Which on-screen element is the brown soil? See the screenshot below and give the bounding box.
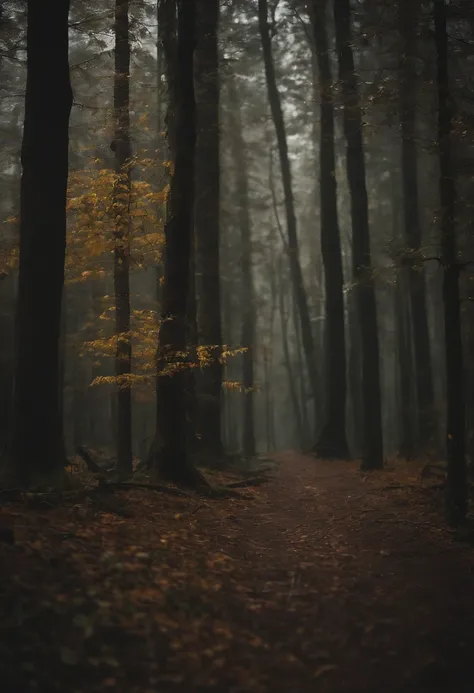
[1,452,474,692]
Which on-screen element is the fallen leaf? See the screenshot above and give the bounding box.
[313,664,336,678]
[60,647,79,666]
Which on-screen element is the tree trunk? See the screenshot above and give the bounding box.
[0,277,14,457]
[158,0,178,160]
[227,73,256,459]
[311,0,349,459]
[262,345,270,452]
[113,0,133,479]
[154,0,169,310]
[395,273,416,458]
[391,167,416,457]
[347,290,363,456]
[89,278,109,449]
[278,260,305,449]
[154,0,203,486]
[186,227,199,453]
[266,248,278,451]
[399,0,435,454]
[194,0,223,460]
[258,0,319,438]
[334,0,384,470]
[149,0,177,470]
[434,0,467,526]
[9,0,72,486]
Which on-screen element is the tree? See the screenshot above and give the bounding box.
[277,254,306,447]
[154,0,204,486]
[113,0,133,479]
[158,0,178,159]
[194,0,224,461]
[334,0,384,470]
[9,0,73,485]
[395,270,417,457]
[227,71,257,458]
[311,0,349,459]
[258,0,319,441]
[434,0,467,526]
[399,0,435,455]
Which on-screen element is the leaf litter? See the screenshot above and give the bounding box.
[1,452,474,692]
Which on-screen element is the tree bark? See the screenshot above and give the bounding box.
[311,0,349,459]
[113,0,133,479]
[194,0,223,460]
[154,0,169,310]
[154,0,203,486]
[389,166,416,457]
[227,73,256,459]
[186,227,199,453]
[399,0,435,454]
[278,259,305,449]
[10,0,72,486]
[334,0,384,470]
[258,0,319,439]
[158,0,178,160]
[395,272,417,458]
[434,0,467,526]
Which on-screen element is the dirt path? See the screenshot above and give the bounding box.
[2,452,474,692]
[219,452,474,692]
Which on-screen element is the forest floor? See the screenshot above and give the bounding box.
[1,452,474,693]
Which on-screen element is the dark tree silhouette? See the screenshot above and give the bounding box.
[434,0,467,526]
[9,0,73,486]
[227,72,256,459]
[399,0,435,455]
[194,0,224,461]
[311,0,349,460]
[113,0,133,479]
[154,0,204,486]
[334,0,384,470]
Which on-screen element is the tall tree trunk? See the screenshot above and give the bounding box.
[143,0,177,470]
[154,0,203,486]
[258,0,319,439]
[194,0,223,460]
[9,0,72,486]
[89,278,109,449]
[399,0,435,454]
[263,344,272,452]
[158,0,177,160]
[391,169,417,457]
[227,74,256,458]
[395,273,416,457]
[186,228,199,453]
[221,270,239,453]
[434,0,467,526]
[311,0,349,459]
[266,248,278,451]
[59,290,67,446]
[292,293,311,448]
[155,0,169,310]
[334,0,384,470]
[113,0,133,479]
[278,261,305,449]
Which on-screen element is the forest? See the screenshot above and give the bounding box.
[1,0,474,691]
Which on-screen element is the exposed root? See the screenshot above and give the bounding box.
[226,476,272,489]
[104,481,193,498]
